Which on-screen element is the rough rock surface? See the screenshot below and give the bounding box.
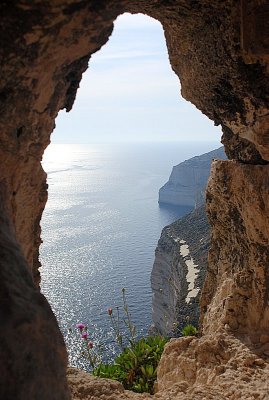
[0,1,269,399]
[0,184,69,400]
[151,206,210,336]
[67,367,150,400]
[202,160,269,337]
[67,333,269,400]
[156,333,269,400]
[159,147,226,207]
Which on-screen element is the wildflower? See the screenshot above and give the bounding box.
[81,332,89,339]
[76,323,85,331]
[108,308,113,316]
[88,341,94,349]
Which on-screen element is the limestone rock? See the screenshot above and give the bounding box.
[67,333,269,399]
[202,159,269,338]
[156,333,269,399]
[159,147,226,207]
[151,206,210,336]
[0,184,70,400]
[67,367,150,400]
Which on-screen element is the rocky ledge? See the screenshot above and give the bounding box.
[67,333,269,400]
[67,367,150,400]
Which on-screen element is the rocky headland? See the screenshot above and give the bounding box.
[152,147,226,336]
[159,147,226,207]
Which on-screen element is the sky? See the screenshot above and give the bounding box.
[52,13,222,144]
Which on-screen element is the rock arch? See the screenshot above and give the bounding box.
[0,1,268,399]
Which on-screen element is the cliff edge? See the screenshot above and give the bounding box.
[151,205,210,336]
[159,147,226,207]
[152,148,226,336]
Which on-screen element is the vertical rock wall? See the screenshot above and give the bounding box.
[0,2,119,398]
[158,147,226,207]
[0,1,119,285]
[202,160,269,338]
[151,206,210,336]
[0,182,70,399]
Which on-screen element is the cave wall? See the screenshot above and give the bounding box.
[0,1,268,399]
[202,161,269,336]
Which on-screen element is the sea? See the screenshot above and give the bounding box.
[40,141,219,368]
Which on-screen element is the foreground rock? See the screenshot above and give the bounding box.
[156,333,269,400]
[67,367,150,400]
[202,160,269,338]
[151,205,210,336]
[159,147,226,207]
[67,333,269,399]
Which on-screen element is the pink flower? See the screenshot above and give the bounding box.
[81,332,89,339]
[108,308,113,316]
[88,341,94,349]
[76,323,85,331]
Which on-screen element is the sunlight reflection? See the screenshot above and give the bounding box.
[42,144,97,173]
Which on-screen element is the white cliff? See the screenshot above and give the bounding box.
[152,147,226,335]
[159,147,226,207]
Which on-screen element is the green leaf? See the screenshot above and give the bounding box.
[181,324,198,336]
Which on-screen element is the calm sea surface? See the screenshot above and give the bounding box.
[40,141,219,367]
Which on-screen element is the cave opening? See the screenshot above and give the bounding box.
[39,12,221,367]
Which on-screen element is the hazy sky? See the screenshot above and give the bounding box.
[52,13,222,144]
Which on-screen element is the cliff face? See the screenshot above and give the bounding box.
[159,147,226,207]
[151,206,210,336]
[202,160,269,337]
[152,147,225,336]
[0,1,269,399]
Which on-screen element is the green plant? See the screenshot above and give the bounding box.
[121,287,136,346]
[74,289,168,394]
[181,324,198,336]
[107,288,136,351]
[93,335,168,394]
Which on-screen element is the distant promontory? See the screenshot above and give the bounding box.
[159,147,226,207]
[151,146,226,336]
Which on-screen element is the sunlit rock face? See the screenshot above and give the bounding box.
[0,0,269,399]
[159,147,226,207]
[202,160,269,337]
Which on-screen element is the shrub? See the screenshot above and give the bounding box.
[74,288,168,394]
[93,335,168,394]
[181,324,198,336]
